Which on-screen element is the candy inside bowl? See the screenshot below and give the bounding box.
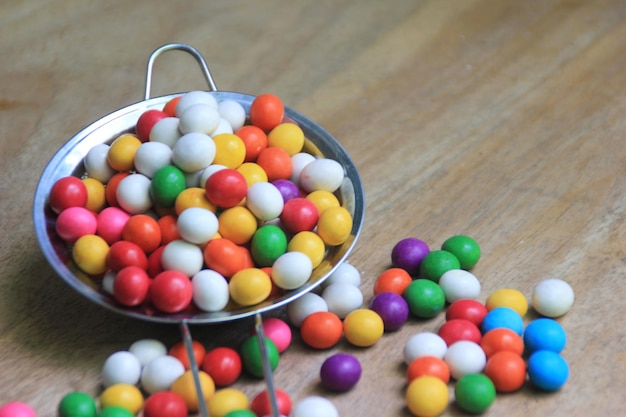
[32,44,365,325]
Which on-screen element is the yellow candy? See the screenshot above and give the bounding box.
[170,370,215,412]
[218,206,258,245]
[406,376,449,417]
[81,177,106,212]
[213,133,246,169]
[486,288,529,317]
[107,133,142,172]
[288,231,326,268]
[343,309,384,347]
[316,206,353,246]
[72,234,109,275]
[100,384,144,415]
[306,190,340,214]
[208,388,249,417]
[175,187,217,215]
[229,268,272,306]
[268,123,305,156]
[237,162,268,186]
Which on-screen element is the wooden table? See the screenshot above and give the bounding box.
[1,1,624,416]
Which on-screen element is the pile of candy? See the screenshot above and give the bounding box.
[1,234,575,416]
[46,91,355,315]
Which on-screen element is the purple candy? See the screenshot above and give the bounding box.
[391,237,430,275]
[369,292,410,331]
[272,179,301,202]
[320,353,362,392]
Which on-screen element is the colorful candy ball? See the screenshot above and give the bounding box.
[532,278,575,318]
[320,353,362,392]
[454,373,496,413]
[368,291,409,331]
[527,350,570,391]
[391,237,430,275]
[0,402,37,417]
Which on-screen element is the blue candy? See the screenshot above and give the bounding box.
[527,350,569,391]
[524,318,567,354]
[481,307,524,335]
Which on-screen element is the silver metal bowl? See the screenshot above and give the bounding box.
[32,44,365,325]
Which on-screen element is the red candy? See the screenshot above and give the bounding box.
[205,168,248,208]
[143,391,188,417]
[49,176,88,213]
[438,319,482,346]
[201,347,242,386]
[135,109,168,142]
[113,266,151,307]
[107,240,149,272]
[250,389,292,417]
[445,299,488,327]
[280,197,319,234]
[149,270,193,313]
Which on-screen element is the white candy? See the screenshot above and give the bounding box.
[322,282,363,319]
[404,332,448,364]
[323,262,361,288]
[161,240,204,277]
[438,269,481,303]
[211,117,234,136]
[177,207,218,245]
[134,141,172,178]
[116,173,152,214]
[218,99,246,131]
[289,152,315,185]
[102,351,142,387]
[271,251,313,290]
[149,117,181,148]
[172,132,215,172]
[175,90,218,116]
[299,158,345,193]
[179,103,221,135]
[286,292,328,327]
[292,396,339,417]
[444,340,487,380]
[84,143,116,183]
[140,355,185,394]
[192,269,230,312]
[246,181,284,221]
[101,270,116,294]
[184,169,204,188]
[532,278,575,317]
[129,339,167,366]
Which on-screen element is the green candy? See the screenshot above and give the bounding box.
[240,335,279,378]
[403,279,446,318]
[224,410,257,417]
[98,406,134,417]
[442,235,481,270]
[58,392,97,417]
[455,373,496,413]
[250,224,288,266]
[150,164,186,207]
[419,250,461,282]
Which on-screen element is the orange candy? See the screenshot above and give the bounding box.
[407,356,451,384]
[158,215,181,246]
[122,214,162,254]
[105,172,130,207]
[249,93,284,132]
[169,340,207,370]
[300,311,343,349]
[480,328,524,358]
[163,96,182,117]
[203,238,254,278]
[236,125,268,162]
[256,147,293,181]
[373,268,413,295]
[484,351,526,392]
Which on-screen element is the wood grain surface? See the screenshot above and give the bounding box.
[1,1,625,416]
